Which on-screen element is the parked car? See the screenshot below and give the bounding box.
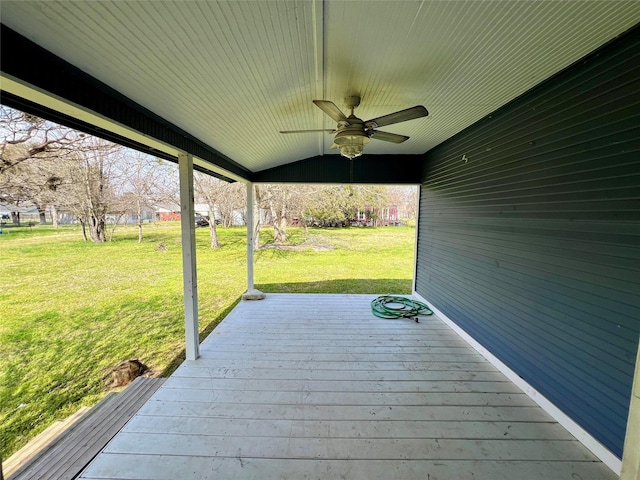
[195,215,221,227]
[194,215,209,227]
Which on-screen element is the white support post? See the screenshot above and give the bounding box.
[242,182,265,300]
[412,184,421,294]
[178,153,199,360]
[621,340,640,480]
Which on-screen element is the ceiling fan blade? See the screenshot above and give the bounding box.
[279,129,335,134]
[370,130,410,143]
[313,100,348,123]
[365,105,428,128]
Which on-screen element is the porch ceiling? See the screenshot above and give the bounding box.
[1,1,639,180]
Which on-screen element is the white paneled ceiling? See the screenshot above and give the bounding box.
[2,1,640,173]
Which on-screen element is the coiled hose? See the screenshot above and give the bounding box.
[370,295,433,319]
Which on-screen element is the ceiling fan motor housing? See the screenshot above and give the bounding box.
[332,123,370,159]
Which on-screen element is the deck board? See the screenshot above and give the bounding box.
[78,294,617,480]
[10,377,165,480]
[122,416,575,440]
[79,456,618,480]
[162,377,521,393]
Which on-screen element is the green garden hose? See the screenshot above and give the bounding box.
[370,295,433,320]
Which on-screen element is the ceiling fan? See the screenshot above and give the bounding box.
[280,96,428,159]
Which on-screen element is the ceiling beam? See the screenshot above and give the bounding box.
[312,0,326,155]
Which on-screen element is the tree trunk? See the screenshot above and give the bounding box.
[252,205,261,251]
[278,200,288,242]
[79,218,88,241]
[51,204,59,229]
[204,206,219,249]
[209,221,220,249]
[274,216,288,243]
[136,200,144,242]
[88,214,106,242]
[38,207,47,225]
[108,213,125,242]
[11,211,20,225]
[269,203,288,243]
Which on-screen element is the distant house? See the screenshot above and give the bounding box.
[356,205,400,226]
[155,205,181,222]
[154,204,230,224]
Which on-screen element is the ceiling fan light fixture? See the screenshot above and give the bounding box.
[333,131,370,159]
[280,98,428,158]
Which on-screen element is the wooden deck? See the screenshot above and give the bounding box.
[78,294,617,480]
[7,377,165,480]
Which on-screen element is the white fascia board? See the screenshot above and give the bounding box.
[1,73,248,183]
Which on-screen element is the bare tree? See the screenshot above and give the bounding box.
[255,184,311,244]
[253,185,264,250]
[0,106,84,173]
[0,106,86,226]
[55,138,123,242]
[216,182,245,227]
[194,173,225,249]
[120,154,177,242]
[261,185,288,243]
[0,107,185,241]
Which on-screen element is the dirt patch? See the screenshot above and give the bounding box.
[108,359,148,388]
[261,235,335,252]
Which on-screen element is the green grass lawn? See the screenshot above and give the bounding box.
[0,222,415,458]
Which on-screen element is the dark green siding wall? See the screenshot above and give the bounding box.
[416,26,640,457]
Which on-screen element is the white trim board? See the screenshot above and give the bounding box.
[411,186,421,295]
[412,291,622,475]
[1,74,247,183]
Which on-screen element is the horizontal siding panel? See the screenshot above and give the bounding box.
[423,217,640,245]
[440,105,640,170]
[427,134,639,192]
[418,256,634,398]
[421,239,640,335]
[430,158,640,199]
[417,280,629,453]
[426,223,640,270]
[420,245,636,368]
[421,225,640,294]
[421,251,635,379]
[420,200,639,219]
[416,26,640,457]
